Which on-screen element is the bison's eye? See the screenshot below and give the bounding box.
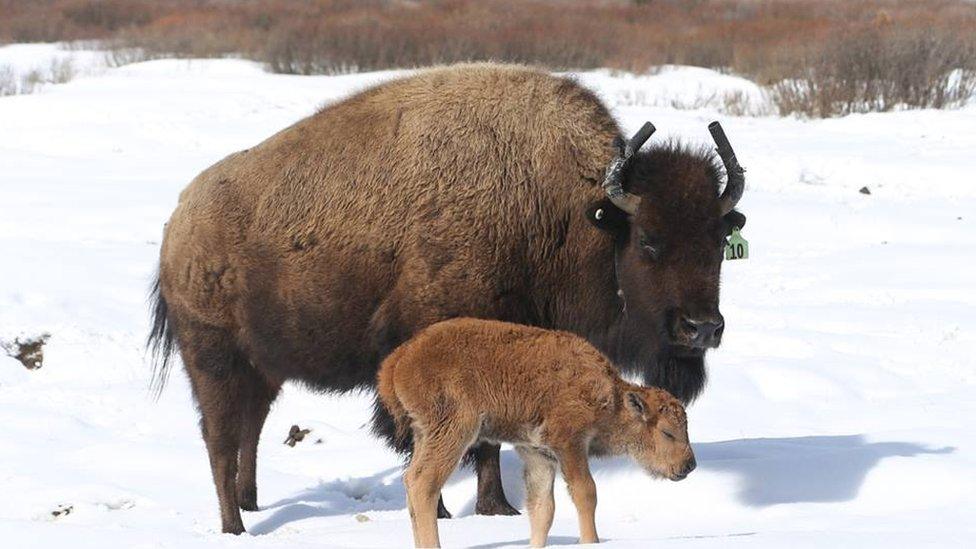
[661,430,676,441]
[639,235,660,260]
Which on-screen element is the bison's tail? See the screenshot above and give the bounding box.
[147,269,176,398]
[373,350,413,455]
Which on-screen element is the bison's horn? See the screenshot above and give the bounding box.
[708,121,745,216]
[602,122,656,215]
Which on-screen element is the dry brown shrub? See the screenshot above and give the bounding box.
[60,0,156,31]
[1,1,973,116]
[771,26,976,117]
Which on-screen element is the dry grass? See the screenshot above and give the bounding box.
[0,58,76,96]
[1,1,974,116]
[0,65,16,96]
[612,85,772,117]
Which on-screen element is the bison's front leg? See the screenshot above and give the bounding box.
[473,442,520,515]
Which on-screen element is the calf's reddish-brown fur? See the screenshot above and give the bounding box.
[378,318,696,548]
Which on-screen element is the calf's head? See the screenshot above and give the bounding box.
[615,387,695,481]
[589,122,746,360]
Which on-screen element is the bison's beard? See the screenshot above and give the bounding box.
[597,314,708,405]
[643,350,707,405]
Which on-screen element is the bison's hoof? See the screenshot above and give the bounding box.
[238,487,259,511]
[437,498,453,519]
[222,523,246,535]
[475,499,521,516]
[239,500,259,512]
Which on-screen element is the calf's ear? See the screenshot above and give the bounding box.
[586,199,629,236]
[626,391,649,422]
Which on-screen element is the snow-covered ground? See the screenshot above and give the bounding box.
[1,45,974,548]
[0,43,108,75]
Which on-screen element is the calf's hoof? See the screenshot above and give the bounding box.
[475,498,520,516]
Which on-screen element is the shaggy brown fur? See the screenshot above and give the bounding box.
[378,318,695,548]
[149,62,741,533]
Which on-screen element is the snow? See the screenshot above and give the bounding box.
[1,48,974,548]
[581,66,769,114]
[0,42,108,77]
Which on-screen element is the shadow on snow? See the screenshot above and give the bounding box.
[692,434,953,506]
[249,465,405,535]
[249,434,953,535]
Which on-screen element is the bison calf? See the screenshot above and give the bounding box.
[378,318,695,548]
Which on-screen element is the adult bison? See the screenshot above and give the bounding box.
[148,63,746,534]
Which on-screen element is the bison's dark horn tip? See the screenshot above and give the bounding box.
[626,122,656,157]
[707,121,730,148]
[709,121,745,214]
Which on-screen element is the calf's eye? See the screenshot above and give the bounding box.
[662,430,676,441]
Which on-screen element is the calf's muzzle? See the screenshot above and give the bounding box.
[673,455,697,481]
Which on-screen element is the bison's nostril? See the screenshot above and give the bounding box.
[679,317,723,346]
[696,320,721,339]
[684,457,697,475]
[680,317,700,337]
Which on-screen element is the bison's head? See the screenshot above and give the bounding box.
[588,122,746,376]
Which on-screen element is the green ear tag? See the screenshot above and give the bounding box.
[725,227,749,260]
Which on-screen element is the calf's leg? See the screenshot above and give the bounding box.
[235,371,281,511]
[473,442,520,516]
[436,442,516,518]
[516,446,557,548]
[405,421,477,548]
[556,445,599,544]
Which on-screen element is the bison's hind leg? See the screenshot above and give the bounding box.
[236,369,281,512]
[178,320,278,534]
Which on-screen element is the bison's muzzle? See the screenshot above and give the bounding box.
[670,310,725,350]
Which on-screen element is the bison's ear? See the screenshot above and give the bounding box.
[724,210,746,234]
[586,199,629,235]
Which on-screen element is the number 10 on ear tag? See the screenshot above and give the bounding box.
[725,227,749,260]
